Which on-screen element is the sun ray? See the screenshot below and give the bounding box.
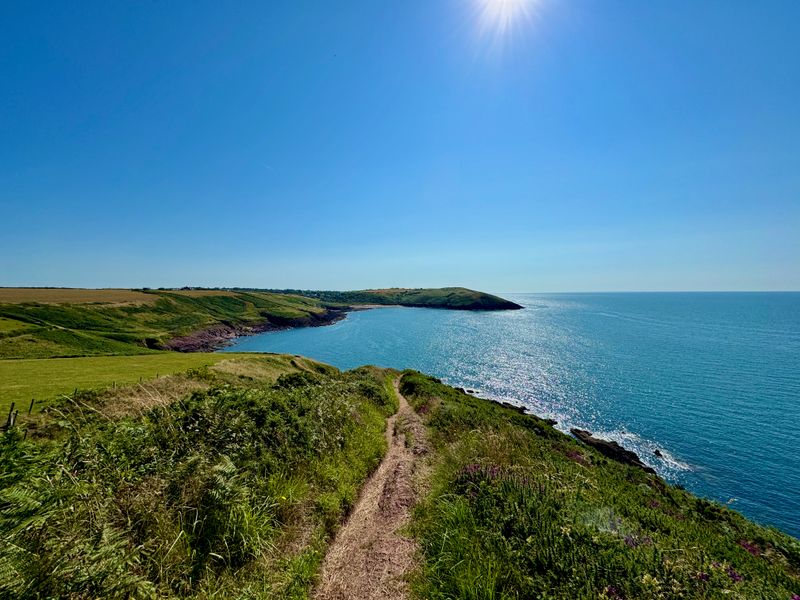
[477,0,537,40]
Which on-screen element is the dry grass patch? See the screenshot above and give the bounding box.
[211,354,336,382]
[0,288,156,304]
[92,375,210,419]
[163,289,238,298]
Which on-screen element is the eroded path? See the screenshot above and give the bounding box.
[314,378,428,600]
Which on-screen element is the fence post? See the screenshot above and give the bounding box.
[28,399,35,415]
[6,402,15,429]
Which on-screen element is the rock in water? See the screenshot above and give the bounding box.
[570,429,656,474]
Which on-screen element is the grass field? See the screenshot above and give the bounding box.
[0,288,156,304]
[0,352,268,412]
[0,317,33,333]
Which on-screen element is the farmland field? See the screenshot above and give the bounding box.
[0,288,156,304]
[0,352,266,412]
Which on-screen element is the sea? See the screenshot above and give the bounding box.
[222,292,800,537]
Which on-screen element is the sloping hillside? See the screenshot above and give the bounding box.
[400,372,800,599]
[266,287,523,310]
[0,289,333,359]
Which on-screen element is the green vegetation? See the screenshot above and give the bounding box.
[0,357,398,598]
[265,287,523,310]
[0,287,520,360]
[0,352,323,413]
[400,371,800,599]
[0,289,327,359]
[1,357,798,598]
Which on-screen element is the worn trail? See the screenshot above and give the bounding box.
[314,378,428,600]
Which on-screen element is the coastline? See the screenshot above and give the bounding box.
[165,307,350,352]
[169,301,518,353]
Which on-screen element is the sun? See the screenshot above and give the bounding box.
[476,0,537,39]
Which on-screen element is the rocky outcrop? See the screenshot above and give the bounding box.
[164,308,347,353]
[570,429,656,474]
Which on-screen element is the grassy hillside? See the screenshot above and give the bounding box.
[265,287,524,310]
[0,289,328,359]
[0,356,398,598]
[400,372,800,599]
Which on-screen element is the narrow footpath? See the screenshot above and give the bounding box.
[314,378,428,600]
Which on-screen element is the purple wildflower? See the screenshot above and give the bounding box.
[791,594,800,600]
[697,572,709,582]
[738,540,760,556]
[566,449,589,465]
[727,567,743,583]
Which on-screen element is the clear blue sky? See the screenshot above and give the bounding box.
[2,1,798,292]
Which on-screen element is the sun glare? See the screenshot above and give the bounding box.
[477,0,537,39]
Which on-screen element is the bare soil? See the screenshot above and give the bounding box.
[314,379,428,600]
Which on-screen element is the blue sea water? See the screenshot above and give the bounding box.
[223,292,800,537]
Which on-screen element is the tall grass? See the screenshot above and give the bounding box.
[0,366,395,598]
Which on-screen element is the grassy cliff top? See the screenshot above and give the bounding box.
[1,356,797,598]
[263,286,524,310]
[0,355,398,598]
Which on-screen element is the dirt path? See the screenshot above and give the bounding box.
[314,378,428,600]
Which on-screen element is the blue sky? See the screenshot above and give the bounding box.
[1,0,798,292]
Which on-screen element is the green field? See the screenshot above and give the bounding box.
[0,352,261,412]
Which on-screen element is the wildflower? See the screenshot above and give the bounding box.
[566,449,589,465]
[738,540,760,556]
[727,567,743,583]
[696,572,709,582]
[791,594,800,600]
